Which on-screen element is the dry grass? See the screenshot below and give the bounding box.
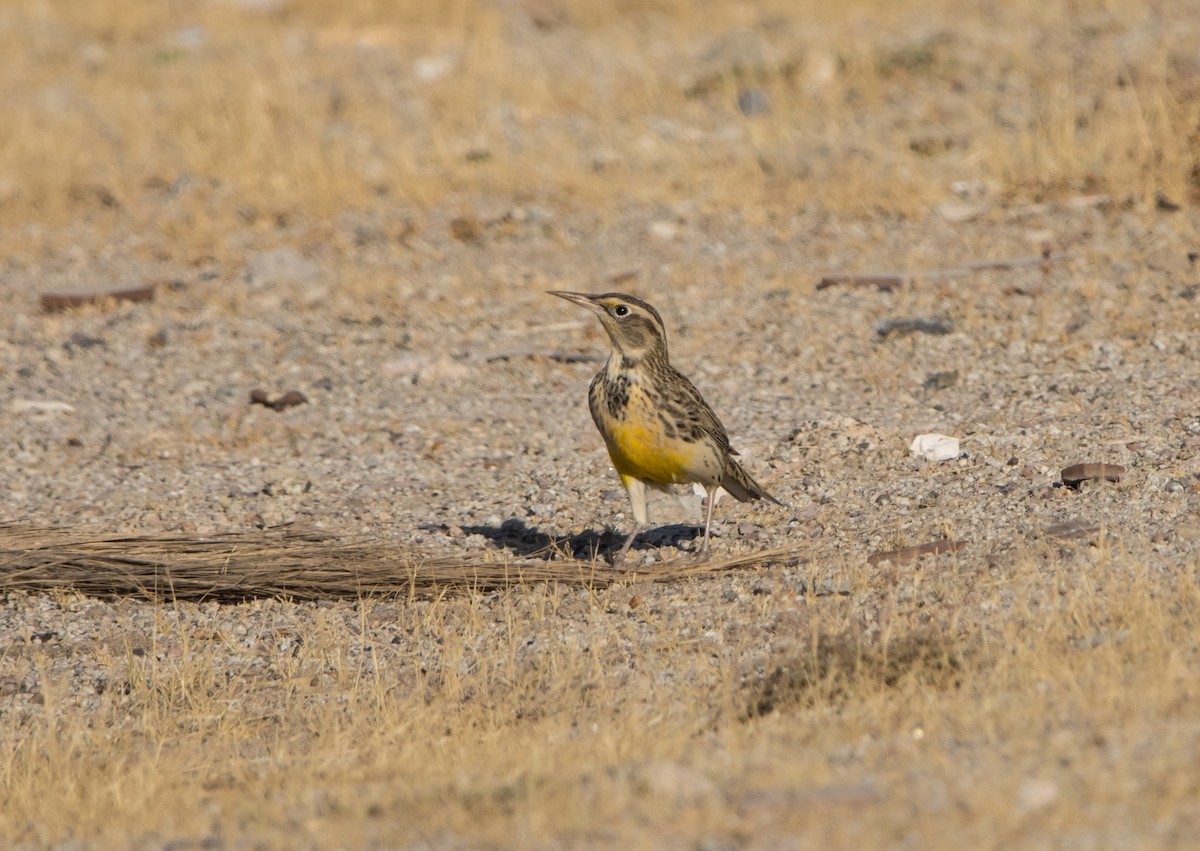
[0,521,806,599]
[3,536,1199,847]
[2,0,1197,249]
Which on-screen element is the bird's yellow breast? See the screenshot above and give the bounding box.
[598,387,708,484]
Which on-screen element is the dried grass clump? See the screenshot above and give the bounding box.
[0,522,802,601]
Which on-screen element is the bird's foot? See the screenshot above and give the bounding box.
[608,548,638,572]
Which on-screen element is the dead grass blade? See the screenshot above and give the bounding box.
[0,523,803,601]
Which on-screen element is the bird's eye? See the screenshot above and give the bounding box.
[613,305,629,317]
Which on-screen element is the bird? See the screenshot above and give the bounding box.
[548,290,783,563]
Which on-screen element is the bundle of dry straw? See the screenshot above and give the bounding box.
[0,522,798,602]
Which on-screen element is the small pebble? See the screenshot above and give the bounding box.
[737,522,762,539]
[910,434,961,462]
[1061,463,1125,488]
[737,88,771,116]
[923,370,958,390]
[649,220,679,241]
[1016,778,1060,814]
[875,316,954,341]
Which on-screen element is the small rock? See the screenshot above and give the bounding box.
[875,316,954,341]
[450,216,482,243]
[910,135,958,155]
[737,522,762,539]
[1060,463,1125,489]
[1016,778,1059,814]
[246,247,320,288]
[64,332,107,351]
[1155,191,1181,212]
[956,180,993,198]
[812,579,853,596]
[1164,479,1186,493]
[249,389,308,411]
[910,434,961,462]
[737,88,771,116]
[414,53,459,83]
[11,399,75,415]
[649,220,679,241]
[923,370,958,390]
[263,478,312,496]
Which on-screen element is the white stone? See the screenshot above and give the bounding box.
[909,434,960,462]
[11,399,75,415]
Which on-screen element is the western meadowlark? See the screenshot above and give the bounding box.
[549,290,783,562]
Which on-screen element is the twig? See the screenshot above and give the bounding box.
[867,539,967,565]
[485,350,604,364]
[40,285,157,311]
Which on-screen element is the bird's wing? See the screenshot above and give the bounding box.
[665,368,733,454]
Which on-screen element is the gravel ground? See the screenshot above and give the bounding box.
[4,198,1199,560]
[4,192,1199,655]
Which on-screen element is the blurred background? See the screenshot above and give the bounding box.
[2,0,1196,263]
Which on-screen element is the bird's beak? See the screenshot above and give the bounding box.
[547,290,602,314]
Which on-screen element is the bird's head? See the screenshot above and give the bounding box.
[548,291,669,365]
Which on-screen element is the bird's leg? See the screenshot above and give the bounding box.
[613,523,642,566]
[613,475,649,568]
[696,484,720,560]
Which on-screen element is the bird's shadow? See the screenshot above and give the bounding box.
[456,518,701,562]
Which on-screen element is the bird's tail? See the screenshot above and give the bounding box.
[720,458,785,506]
